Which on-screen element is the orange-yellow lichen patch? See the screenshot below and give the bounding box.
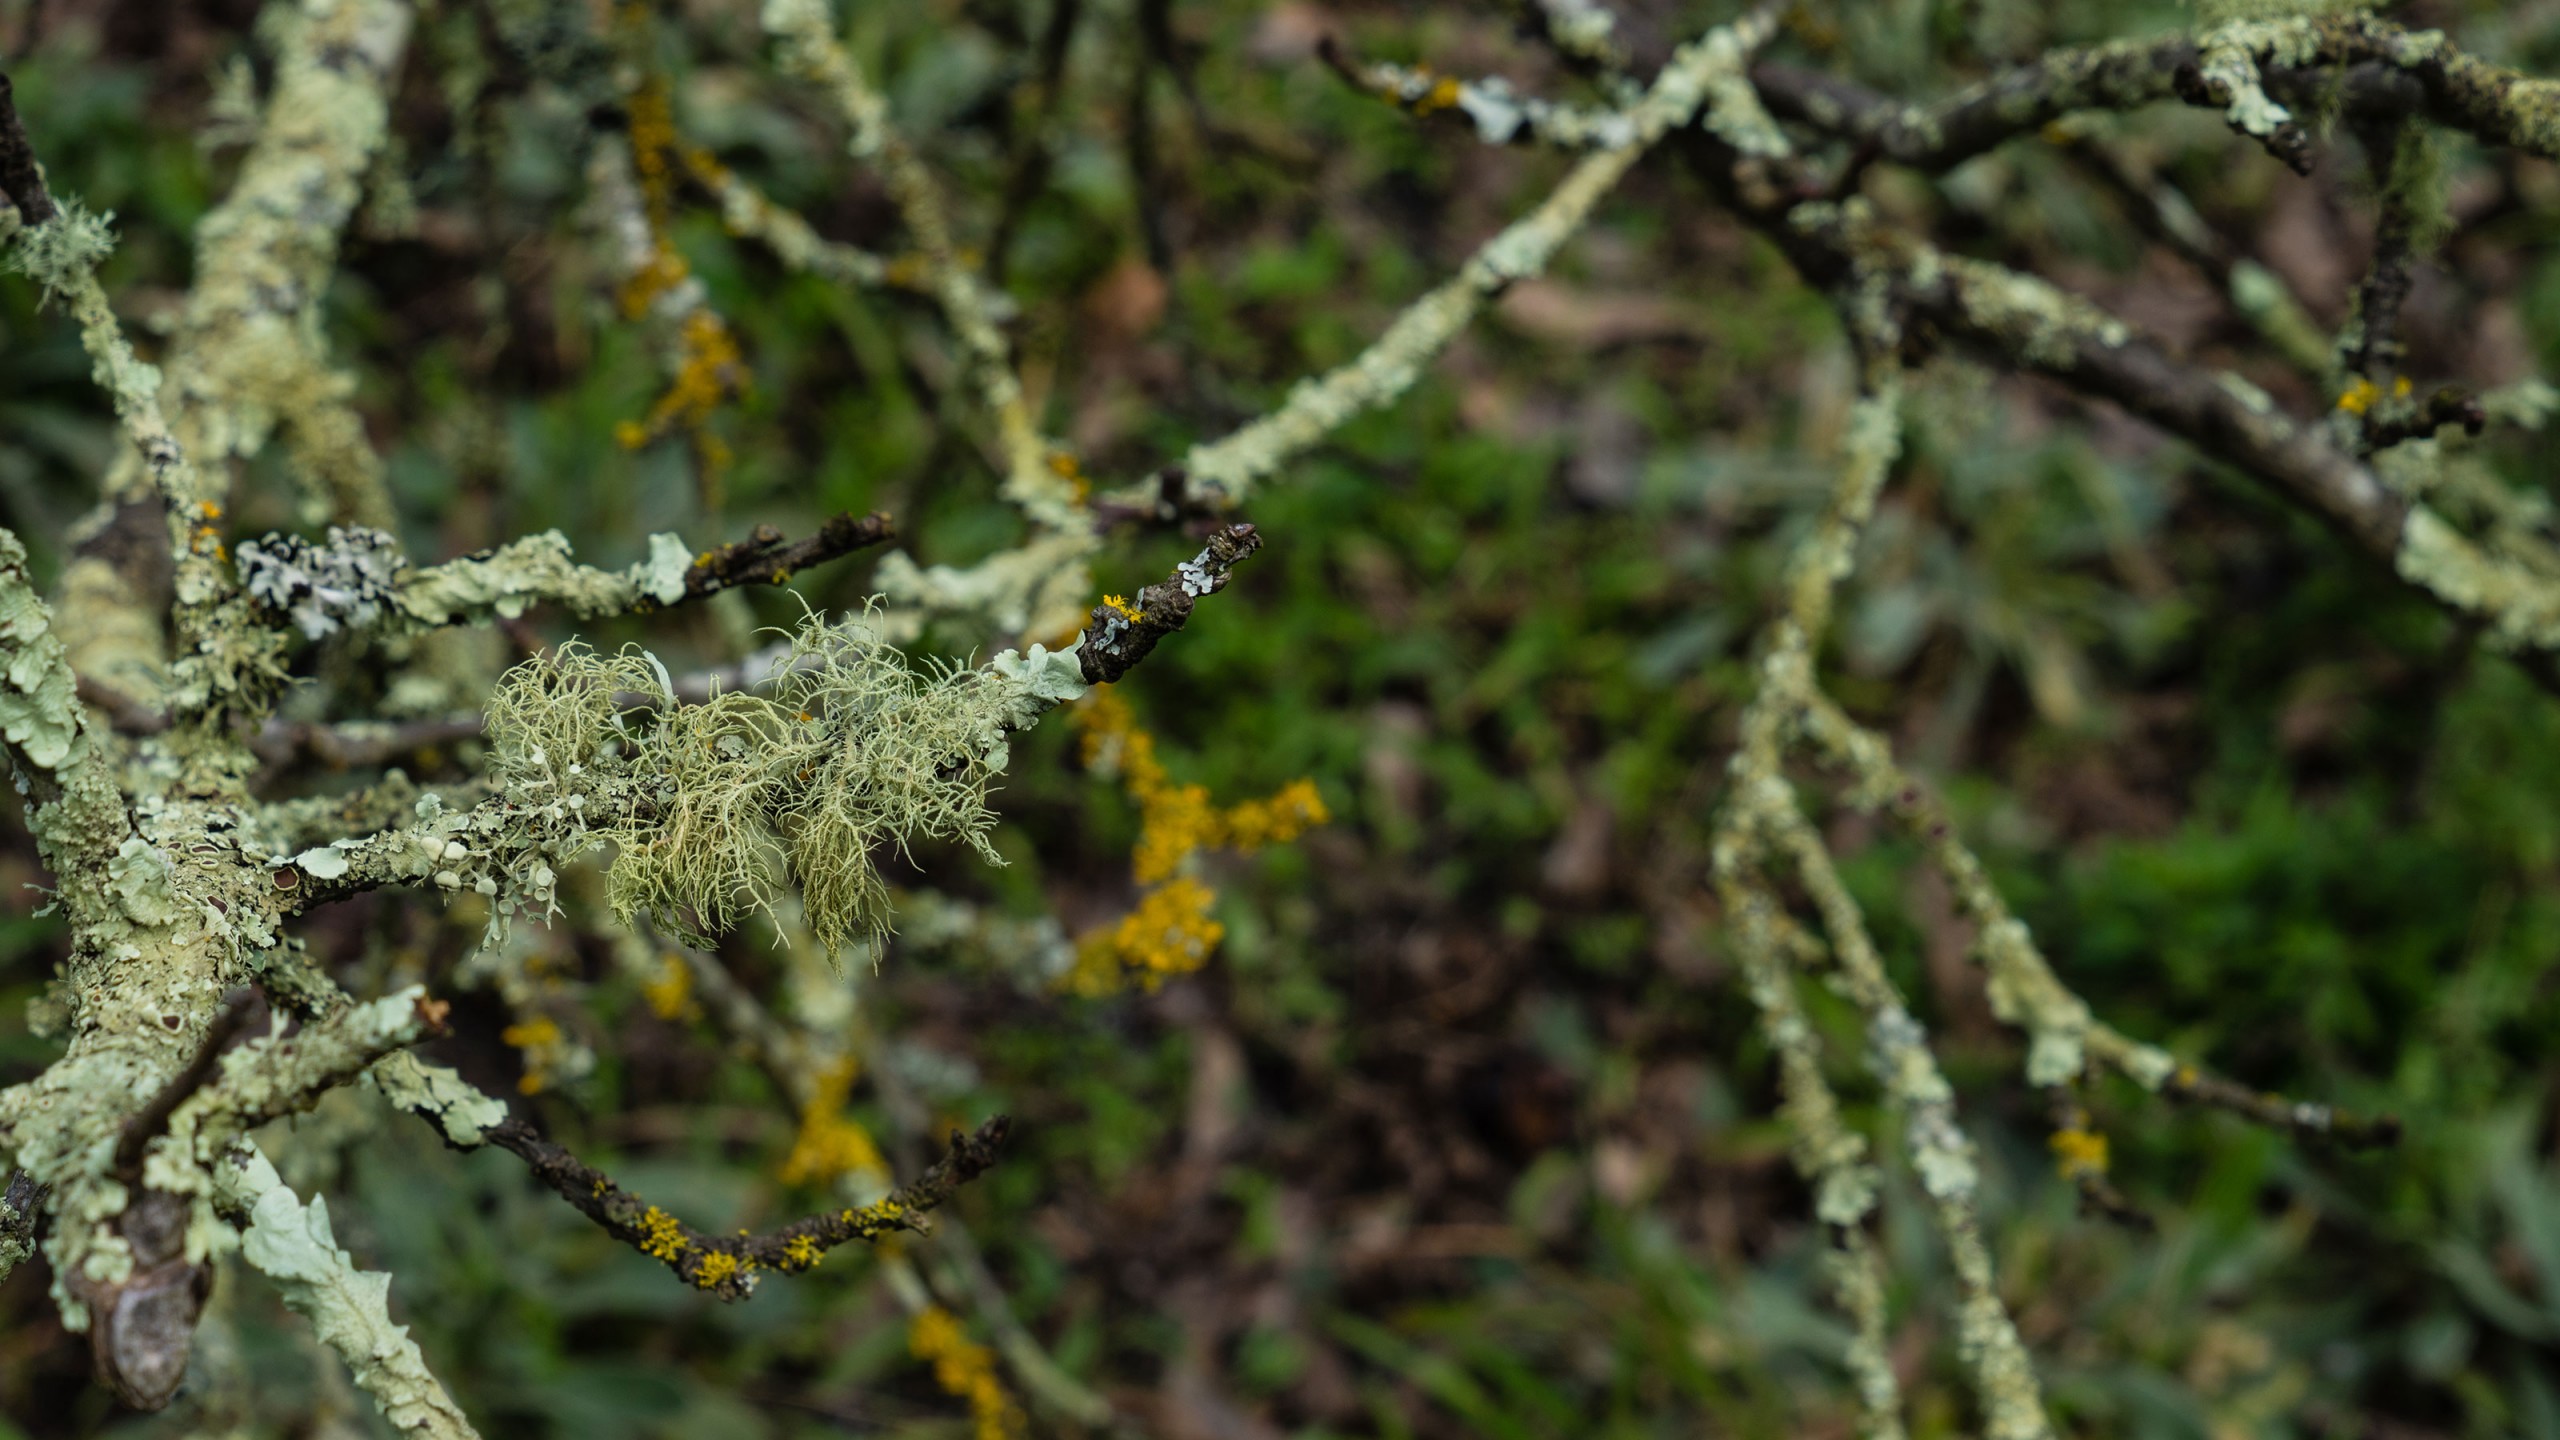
[1063,688,1328,993]
[640,952,695,1021]
[638,1205,689,1262]
[501,1016,565,1095]
[781,1234,824,1272]
[1409,72,1463,117]
[2335,375,2411,415]
[909,1305,1023,1440]
[2049,1126,2109,1181]
[691,1250,748,1289]
[778,1059,886,1187]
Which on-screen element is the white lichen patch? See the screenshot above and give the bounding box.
[239,526,408,638]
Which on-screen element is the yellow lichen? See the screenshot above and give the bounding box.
[909,1305,1024,1440]
[1063,689,1328,993]
[1413,73,1463,116]
[2336,375,2412,414]
[640,952,696,1021]
[781,1234,824,1271]
[778,1059,887,1186]
[607,25,749,505]
[501,1016,564,1095]
[2049,1126,2109,1181]
[638,1205,690,1262]
[691,1250,747,1289]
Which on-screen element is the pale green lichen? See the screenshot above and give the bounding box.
[1171,6,1785,507]
[873,531,1098,642]
[396,531,656,629]
[368,1055,508,1148]
[2195,23,2306,143]
[224,1145,480,1439]
[1529,0,1628,70]
[2,200,116,297]
[0,534,84,772]
[2396,505,2560,654]
[1946,256,2130,369]
[763,0,1076,530]
[109,839,186,927]
[477,612,1085,956]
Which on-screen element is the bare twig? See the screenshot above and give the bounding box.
[0,69,57,224]
[680,510,896,598]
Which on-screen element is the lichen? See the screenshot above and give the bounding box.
[0,531,85,771]
[224,1146,479,1439]
[2396,505,2560,654]
[238,526,408,639]
[2,200,116,299]
[478,611,1089,957]
[368,1054,507,1147]
[1170,6,1783,508]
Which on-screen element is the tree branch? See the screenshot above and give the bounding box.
[481,1113,1012,1299]
[0,69,57,225]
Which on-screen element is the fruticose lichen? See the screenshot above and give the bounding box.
[481,610,1085,956]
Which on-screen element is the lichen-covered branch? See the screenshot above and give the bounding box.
[1712,377,2053,1438]
[1762,803,2052,1440]
[0,528,134,883]
[1798,670,2389,1148]
[762,0,1077,529]
[154,990,444,1174]
[1750,17,2560,177]
[237,510,893,641]
[1693,165,2560,691]
[1167,5,1786,510]
[161,0,411,523]
[218,1144,480,1439]
[479,1113,1010,1299]
[686,148,895,291]
[680,511,897,596]
[1707,858,1903,1439]
[1074,523,1263,684]
[1319,38,1639,149]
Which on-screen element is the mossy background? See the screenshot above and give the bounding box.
[7,0,2560,1435]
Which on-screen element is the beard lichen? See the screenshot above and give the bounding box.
[486,611,1061,957]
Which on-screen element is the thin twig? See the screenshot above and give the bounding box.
[0,69,58,224]
[482,1113,1012,1299]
